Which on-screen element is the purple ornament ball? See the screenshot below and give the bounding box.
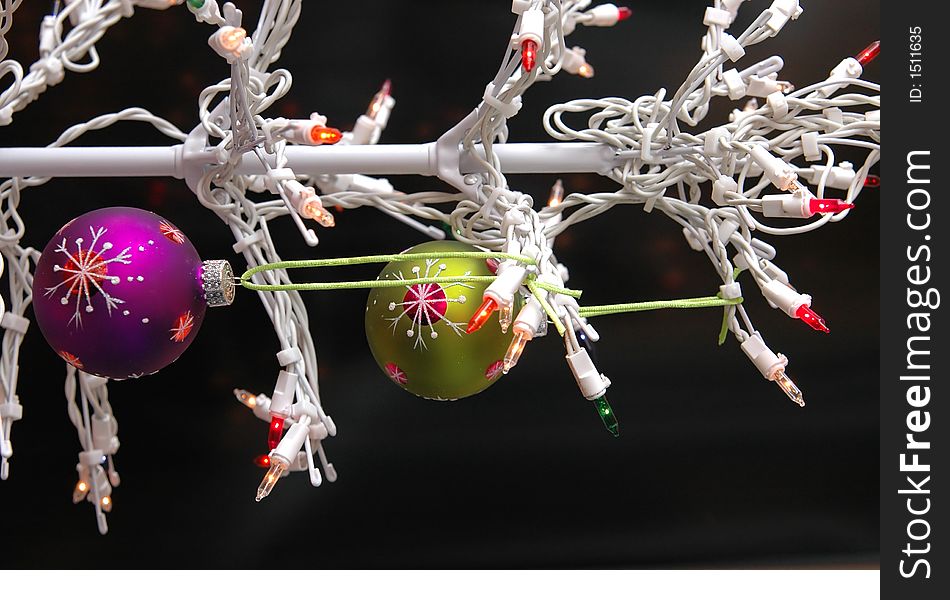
[32,207,231,380]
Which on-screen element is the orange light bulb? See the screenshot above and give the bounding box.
[301,200,336,227]
[466,297,498,334]
[72,480,89,503]
[220,27,246,52]
[309,126,342,145]
[503,331,530,374]
[256,458,289,502]
[237,391,257,408]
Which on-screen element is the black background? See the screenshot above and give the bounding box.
[879,2,943,598]
[1,1,879,568]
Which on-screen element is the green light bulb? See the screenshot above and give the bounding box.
[593,395,620,438]
[439,222,462,238]
[187,0,205,9]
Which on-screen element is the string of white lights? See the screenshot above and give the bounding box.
[0,0,880,531]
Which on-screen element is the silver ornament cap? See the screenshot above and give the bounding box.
[201,259,235,307]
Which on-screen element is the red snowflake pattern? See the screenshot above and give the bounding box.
[385,362,408,385]
[402,283,448,323]
[169,311,195,342]
[59,350,84,370]
[485,359,505,380]
[159,221,185,244]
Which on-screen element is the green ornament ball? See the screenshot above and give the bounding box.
[365,240,514,401]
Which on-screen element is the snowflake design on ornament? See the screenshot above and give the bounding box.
[43,226,133,328]
[159,221,185,244]
[169,311,195,342]
[58,350,83,370]
[385,258,472,350]
[385,362,408,385]
[485,360,504,380]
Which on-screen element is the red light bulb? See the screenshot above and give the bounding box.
[796,305,830,334]
[809,198,854,215]
[267,416,285,450]
[864,175,880,188]
[617,6,633,21]
[254,455,271,468]
[466,297,498,334]
[309,126,342,145]
[521,39,538,72]
[855,40,880,66]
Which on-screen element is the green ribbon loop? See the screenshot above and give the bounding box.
[238,252,740,340]
[577,296,742,318]
[239,251,538,292]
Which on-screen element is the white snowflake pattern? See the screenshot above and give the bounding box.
[44,226,133,328]
[385,258,472,350]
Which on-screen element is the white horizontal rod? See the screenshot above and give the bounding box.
[460,141,619,175]
[0,142,619,179]
[263,144,435,176]
[0,146,182,178]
